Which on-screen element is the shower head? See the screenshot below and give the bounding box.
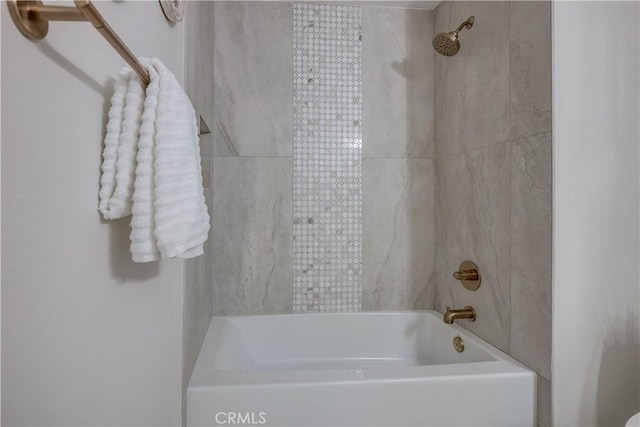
[432,16,475,57]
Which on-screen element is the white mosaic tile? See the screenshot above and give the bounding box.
[293,4,362,313]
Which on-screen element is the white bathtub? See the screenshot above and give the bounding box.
[187,311,535,426]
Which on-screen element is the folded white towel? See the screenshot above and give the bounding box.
[99,58,210,263]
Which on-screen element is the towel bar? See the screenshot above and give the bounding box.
[7,0,151,86]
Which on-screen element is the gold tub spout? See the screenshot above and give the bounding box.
[443,306,476,324]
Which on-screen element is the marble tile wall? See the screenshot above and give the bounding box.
[537,376,552,427]
[510,132,552,380]
[182,0,215,411]
[510,1,552,139]
[361,6,437,310]
[210,2,294,316]
[434,1,510,158]
[213,2,293,157]
[185,1,215,131]
[363,8,435,159]
[211,157,293,315]
[363,159,436,310]
[434,2,552,425]
[211,2,437,315]
[435,142,511,349]
[292,4,363,313]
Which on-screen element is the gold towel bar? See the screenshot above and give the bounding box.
[8,0,151,86]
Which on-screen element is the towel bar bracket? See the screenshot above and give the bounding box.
[8,0,51,40]
[7,0,151,85]
[7,0,92,40]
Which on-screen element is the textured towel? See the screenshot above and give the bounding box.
[99,58,210,263]
[98,69,145,219]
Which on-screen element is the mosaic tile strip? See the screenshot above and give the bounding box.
[293,4,362,313]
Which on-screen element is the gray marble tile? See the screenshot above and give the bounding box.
[537,375,552,427]
[182,189,213,392]
[184,5,215,397]
[510,1,552,140]
[182,240,211,388]
[510,132,552,380]
[213,2,293,157]
[199,133,213,168]
[363,8,435,159]
[200,134,213,190]
[185,1,215,128]
[211,157,293,315]
[434,1,510,157]
[363,159,437,310]
[435,142,511,351]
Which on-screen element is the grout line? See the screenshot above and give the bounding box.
[434,130,552,162]
[212,155,293,159]
[358,5,364,312]
[508,0,513,354]
[508,0,513,146]
[363,156,437,161]
[292,2,300,313]
[291,1,436,12]
[435,138,511,160]
[509,130,552,145]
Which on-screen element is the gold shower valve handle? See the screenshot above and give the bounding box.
[452,260,481,291]
[453,269,479,281]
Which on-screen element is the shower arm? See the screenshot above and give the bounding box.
[454,16,475,34]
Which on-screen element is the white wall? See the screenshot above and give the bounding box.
[1,2,185,425]
[553,1,640,426]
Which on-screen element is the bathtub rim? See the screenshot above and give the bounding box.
[189,310,535,389]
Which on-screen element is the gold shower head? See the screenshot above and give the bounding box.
[432,16,475,57]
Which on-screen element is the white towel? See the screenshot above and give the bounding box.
[98,69,144,219]
[99,58,210,263]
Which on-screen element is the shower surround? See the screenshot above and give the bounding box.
[210,1,551,424]
[433,2,552,425]
[211,1,435,316]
